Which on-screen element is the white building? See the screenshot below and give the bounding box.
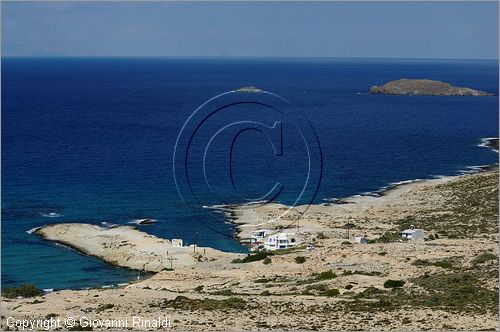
[264,232,298,251]
[400,228,424,241]
[172,239,183,247]
[250,229,272,244]
[354,236,368,244]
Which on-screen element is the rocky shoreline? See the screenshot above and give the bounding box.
[3,166,498,331]
[216,142,498,248]
[30,136,500,273]
[482,137,499,151]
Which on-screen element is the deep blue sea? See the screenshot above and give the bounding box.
[2,57,498,290]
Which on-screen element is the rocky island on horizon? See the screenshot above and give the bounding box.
[235,85,263,93]
[369,79,494,96]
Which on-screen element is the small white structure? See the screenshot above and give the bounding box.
[264,232,298,251]
[250,229,272,244]
[400,226,424,241]
[354,236,368,244]
[172,239,183,247]
[306,244,316,251]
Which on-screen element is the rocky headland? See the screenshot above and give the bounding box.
[33,223,237,272]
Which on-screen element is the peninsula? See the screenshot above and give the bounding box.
[369,79,494,96]
[33,223,237,272]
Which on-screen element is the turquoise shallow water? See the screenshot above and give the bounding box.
[2,57,498,290]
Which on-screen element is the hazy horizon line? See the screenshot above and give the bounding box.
[2,55,499,61]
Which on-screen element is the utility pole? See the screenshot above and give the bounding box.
[347,216,352,239]
[192,232,198,254]
[166,256,174,270]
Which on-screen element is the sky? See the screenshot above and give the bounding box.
[2,1,499,59]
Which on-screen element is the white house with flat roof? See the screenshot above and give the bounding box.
[172,239,183,247]
[264,232,298,251]
[250,229,272,244]
[400,227,424,241]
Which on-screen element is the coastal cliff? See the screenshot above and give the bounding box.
[369,79,494,96]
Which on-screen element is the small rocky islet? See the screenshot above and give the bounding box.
[234,86,263,93]
[369,79,494,96]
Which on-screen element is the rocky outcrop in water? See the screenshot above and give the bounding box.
[235,86,263,93]
[369,79,493,96]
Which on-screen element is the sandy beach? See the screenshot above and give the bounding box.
[2,169,498,331]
